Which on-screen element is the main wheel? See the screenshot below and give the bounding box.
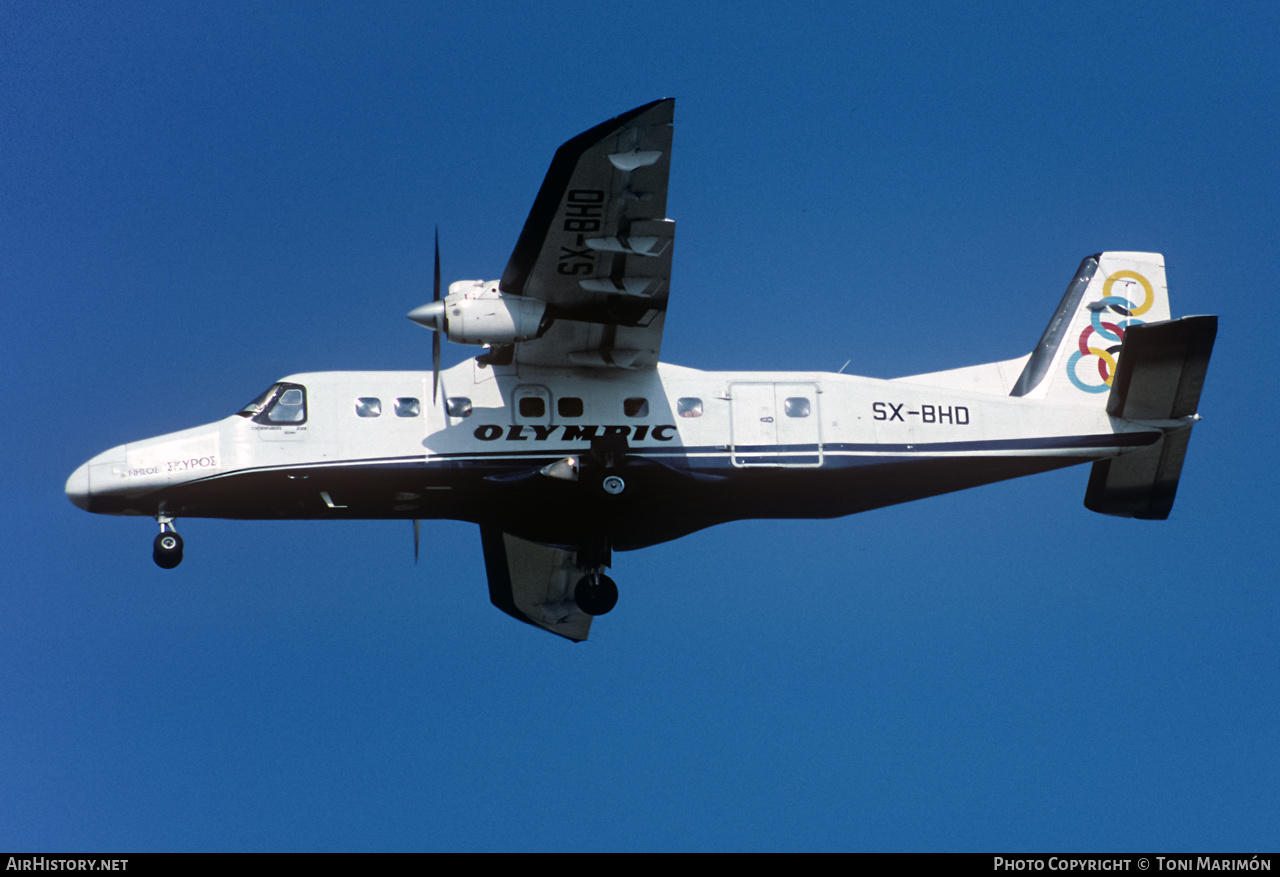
[574,573,619,616]
[153,531,184,569]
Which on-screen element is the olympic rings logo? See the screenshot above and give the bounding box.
[1066,271,1154,393]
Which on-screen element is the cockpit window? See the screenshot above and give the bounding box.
[237,382,308,425]
[273,389,305,421]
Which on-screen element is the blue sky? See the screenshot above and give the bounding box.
[4,1,1278,851]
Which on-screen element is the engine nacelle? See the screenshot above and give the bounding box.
[408,281,549,346]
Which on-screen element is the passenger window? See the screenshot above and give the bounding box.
[624,398,648,417]
[558,397,584,418]
[784,397,811,418]
[677,397,703,418]
[356,398,381,418]
[519,397,545,418]
[447,397,473,418]
[395,397,420,417]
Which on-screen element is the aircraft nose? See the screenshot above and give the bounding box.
[66,444,127,513]
[66,461,91,511]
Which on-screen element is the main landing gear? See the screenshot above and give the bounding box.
[570,538,618,616]
[552,440,624,616]
[574,571,618,616]
[153,516,183,569]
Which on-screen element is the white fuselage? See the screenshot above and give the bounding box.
[67,358,1155,550]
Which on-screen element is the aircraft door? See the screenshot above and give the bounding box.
[774,382,822,466]
[730,382,778,466]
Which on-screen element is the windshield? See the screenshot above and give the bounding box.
[237,382,308,425]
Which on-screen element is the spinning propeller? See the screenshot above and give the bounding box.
[413,232,438,567]
[432,228,442,404]
[406,228,447,404]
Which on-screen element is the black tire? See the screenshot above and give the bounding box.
[153,532,184,569]
[574,573,619,616]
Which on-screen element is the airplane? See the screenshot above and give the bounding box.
[66,98,1217,642]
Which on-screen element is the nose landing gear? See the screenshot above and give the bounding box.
[153,517,183,569]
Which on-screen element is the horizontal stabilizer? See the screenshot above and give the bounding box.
[1085,315,1216,519]
[1084,429,1191,520]
[1106,315,1218,420]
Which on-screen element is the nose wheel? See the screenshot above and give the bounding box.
[574,571,618,616]
[153,517,183,569]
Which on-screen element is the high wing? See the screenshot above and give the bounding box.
[499,98,675,370]
[480,527,594,642]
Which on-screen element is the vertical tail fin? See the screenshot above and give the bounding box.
[1010,252,1217,519]
[1011,252,1171,401]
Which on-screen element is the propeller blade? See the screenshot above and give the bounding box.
[433,333,441,405]
[433,227,442,404]
[413,518,421,565]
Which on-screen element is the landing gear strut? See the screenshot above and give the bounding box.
[572,538,617,616]
[153,517,183,569]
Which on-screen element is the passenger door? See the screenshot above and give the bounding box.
[729,382,821,467]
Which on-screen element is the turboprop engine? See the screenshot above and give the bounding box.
[408,280,549,345]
